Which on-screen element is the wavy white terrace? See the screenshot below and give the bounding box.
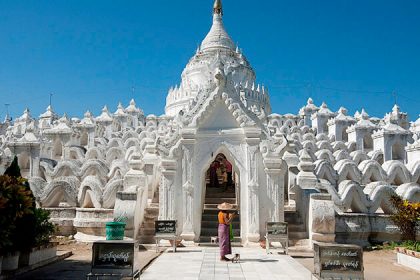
[0,0,419,245]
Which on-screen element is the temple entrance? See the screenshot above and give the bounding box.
[199,153,241,244]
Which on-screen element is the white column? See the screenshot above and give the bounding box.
[265,168,284,222]
[30,145,41,178]
[181,141,195,240]
[246,142,260,242]
[159,159,177,220]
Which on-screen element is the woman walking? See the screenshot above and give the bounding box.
[209,160,220,188]
[217,202,235,261]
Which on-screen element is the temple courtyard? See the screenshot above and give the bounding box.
[12,243,420,280]
[1,1,419,280]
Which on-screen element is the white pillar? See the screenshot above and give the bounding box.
[246,142,260,242]
[159,159,177,220]
[181,142,196,240]
[265,165,285,222]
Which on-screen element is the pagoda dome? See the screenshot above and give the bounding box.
[200,11,235,51]
[165,0,270,117]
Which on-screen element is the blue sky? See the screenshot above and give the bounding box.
[0,0,419,121]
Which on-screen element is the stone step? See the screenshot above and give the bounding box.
[285,211,301,223]
[288,231,308,240]
[139,228,155,236]
[201,221,240,228]
[288,245,314,257]
[288,224,305,232]
[142,222,156,229]
[204,198,236,204]
[137,203,160,245]
[145,207,159,214]
[289,193,297,201]
[138,236,156,244]
[144,212,159,219]
[202,208,239,214]
[202,209,238,217]
[204,192,236,198]
[144,215,158,221]
[203,204,221,210]
[284,203,296,212]
[205,187,235,193]
[288,239,311,247]
[201,215,240,222]
[200,228,240,236]
[143,216,157,223]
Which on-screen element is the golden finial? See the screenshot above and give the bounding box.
[213,0,223,15]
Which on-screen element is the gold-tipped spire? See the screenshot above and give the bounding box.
[213,0,223,15]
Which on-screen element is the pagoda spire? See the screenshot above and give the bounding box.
[213,0,223,16]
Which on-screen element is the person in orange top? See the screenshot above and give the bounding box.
[217,202,236,261]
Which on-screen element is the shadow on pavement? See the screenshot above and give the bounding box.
[14,259,91,280]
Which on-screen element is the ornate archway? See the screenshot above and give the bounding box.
[200,153,241,243]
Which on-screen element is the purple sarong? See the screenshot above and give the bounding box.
[218,223,231,257]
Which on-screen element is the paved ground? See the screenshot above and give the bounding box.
[296,249,420,280]
[14,243,420,280]
[14,243,160,280]
[141,247,311,280]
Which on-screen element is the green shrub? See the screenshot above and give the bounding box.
[0,157,56,253]
[389,195,420,241]
[403,240,420,253]
[0,175,34,253]
[33,208,56,246]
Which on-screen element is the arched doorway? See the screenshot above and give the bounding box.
[199,153,240,243]
[392,142,405,161]
[362,134,373,151]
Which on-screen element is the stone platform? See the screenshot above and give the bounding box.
[141,247,311,280]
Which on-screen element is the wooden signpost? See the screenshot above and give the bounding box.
[87,240,139,279]
[155,220,178,253]
[265,222,288,254]
[313,242,364,280]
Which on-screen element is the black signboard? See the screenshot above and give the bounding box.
[314,243,364,279]
[265,222,289,254]
[266,222,288,237]
[91,240,137,276]
[155,220,177,235]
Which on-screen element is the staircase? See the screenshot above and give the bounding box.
[137,186,307,247]
[138,190,159,244]
[199,187,241,245]
[284,208,309,247]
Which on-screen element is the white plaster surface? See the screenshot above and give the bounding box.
[0,0,419,245]
[28,246,57,266]
[141,247,311,280]
[397,252,420,272]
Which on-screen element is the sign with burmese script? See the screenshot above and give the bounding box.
[91,240,138,276]
[266,222,288,237]
[265,222,289,254]
[314,242,364,279]
[155,220,177,235]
